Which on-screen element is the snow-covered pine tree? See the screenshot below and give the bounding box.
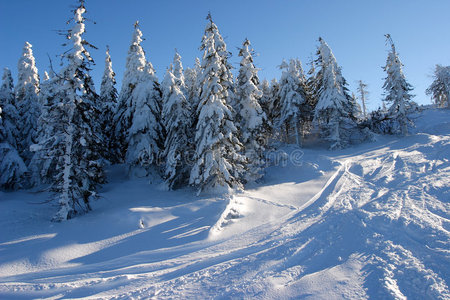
[113,22,147,163]
[350,92,363,119]
[162,52,192,189]
[0,68,20,148]
[29,71,58,186]
[171,51,185,88]
[267,78,281,134]
[99,46,118,162]
[306,56,318,108]
[313,37,362,149]
[184,57,201,113]
[426,64,450,108]
[46,1,104,221]
[114,22,163,174]
[15,42,40,162]
[0,68,15,107]
[189,14,244,193]
[259,79,271,117]
[277,59,309,145]
[236,39,269,181]
[125,60,163,176]
[0,106,27,190]
[357,80,369,118]
[382,34,415,135]
[127,72,162,176]
[302,58,317,136]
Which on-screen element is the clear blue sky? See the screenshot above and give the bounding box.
[1,0,450,110]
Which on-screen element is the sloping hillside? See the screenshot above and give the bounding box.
[0,108,449,299]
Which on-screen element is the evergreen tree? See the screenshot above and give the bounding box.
[185,57,201,113]
[236,39,269,181]
[15,41,40,162]
[267,78,281,135]
[162,52,192,189]
[171,51,185,88]
[185,57,202,143]
[35,1,105,221]
[114,21,147,162]
[0,68,20,148]
[426,64,450,108]
[259,79,271,117]
[0,106,27,190]
[351,92,363,119]
[277,59,309,145]
[0,68,15,106]
[29,71,58,186]
[125,61,163,176]
[114,22,163,174]
[99,46,118,162]
[313,37,361,149]
[357,80,369,118]
[306,56,318,109]
[382,34,415,135]
[189,14,244,193]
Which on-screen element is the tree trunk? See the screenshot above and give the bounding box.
[295,122,301,147]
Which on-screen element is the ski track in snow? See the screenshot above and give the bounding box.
[0,108,449,299]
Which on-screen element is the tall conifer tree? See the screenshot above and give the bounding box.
[114,22,163,174]
[236,39,269,181]
[277,59,309,145]
[162,51,192,189]
[313,38,360,149]
[189,14,244,193]
[382,34,415,135]
[32,1,105,220]
[99,46,118,162]
[0,106,27,190]
[426,65,450,108]
[15,42,40,161]
[0,68,20,148]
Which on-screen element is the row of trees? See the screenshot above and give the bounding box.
[2,1,446,220]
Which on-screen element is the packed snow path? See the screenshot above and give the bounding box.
[0,108,449,299]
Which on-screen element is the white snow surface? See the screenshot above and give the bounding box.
[0,107,449,299]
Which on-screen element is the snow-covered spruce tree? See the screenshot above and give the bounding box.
[350,92,363,120]
[381,34,415,135]
[114,22,163,173]
[113,22,146,163]
[185,57,201,113]
[357,80,369,118]
[259,79,271,117]
[0,68,15,106]
[426,64,450,108]
[313,37,363,149]
[277,59,309,145]
[189,14,244,193]
[236,39,269,181]
[0,106,27,190]
[266,78,281,135]
[15,42,40,162]
[162,52,192,189]
[125,61,163,177]
[99,46,118,162]
[46,1,104,221]
[0,68,20,148]
[171,51,185,88]
[28,71,59,186]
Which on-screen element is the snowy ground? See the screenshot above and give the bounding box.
[0,108,449,299]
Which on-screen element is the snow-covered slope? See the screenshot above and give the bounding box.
[0,108,449,299]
